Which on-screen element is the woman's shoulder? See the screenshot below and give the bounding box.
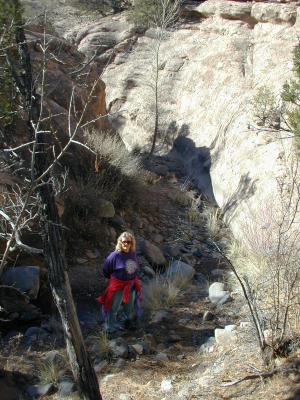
[105,250,119,260]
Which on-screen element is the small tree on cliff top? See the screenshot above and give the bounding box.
[131,0,180,155]
[282,46,300,154]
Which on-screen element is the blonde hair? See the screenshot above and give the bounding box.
[115,231,136,253]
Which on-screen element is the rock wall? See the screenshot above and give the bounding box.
[70,1,300,235]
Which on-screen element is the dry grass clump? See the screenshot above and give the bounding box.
[37,359,61,386]
[86,130,143,181]
[87,330,111,359]
[187,196,202,224]
[173,189,192,207]
[142,275,180,313]
[36,347,72,386]
[203,205,222,240]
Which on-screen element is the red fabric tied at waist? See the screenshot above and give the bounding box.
[98,276,142,312]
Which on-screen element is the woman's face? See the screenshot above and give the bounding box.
[120,237,132,253]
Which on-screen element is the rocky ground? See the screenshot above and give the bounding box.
[1,154,299,400]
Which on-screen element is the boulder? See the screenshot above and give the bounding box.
[0,286,41,322]
[251,3,297,24]
[1,266,40,300]
[208,282,231,304]
[199,336,216,354]
[131,344,143,355]
[156,352,169,362]
[161,379,172,391]
[164,260,195,283]
[26,384,54,398]
[151,310,169,324]
[140,240,167,268]
[109,338,128,358]
[58,381,76,397]
[96,199,115,218]
[162,244,181,258]
[215,328,237,346]
[94,360,108,373]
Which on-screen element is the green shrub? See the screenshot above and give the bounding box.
[252,86,280,129]
[131,0,179,30]
[0,0,17,127]
[131,0,160,29]
[282,47,300,153]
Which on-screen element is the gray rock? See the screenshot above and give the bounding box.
[162,244,181,258]
[211,269,226,277]
[208,282,231,304]
[58,380,76,397]
[156,352,169,362]
[194,273,208,287]
[153,233,164,244]
[25,327,48,339]
[119,394,130,400]
[8,312,19,320]
[215,328,237,346]
[131,343,143,355]
[115,358,126,368]
[97,199,115,218]
[225,324,237,332]
[240,321,251,329]
[151,310,169,324]
[199,337,216,354]
[110,214,126,228]
[251,3,296,24]
[20,307,41,321]
[168,333,181,342]
[1,266,40,299]
[26,383,54,398]
[142,334,157,353]
[94,360,108,373]
[85,249,99,259]
[140,240,167,268]
[160,378,172,391]
[164,260,195,283]
[109,338,128,358]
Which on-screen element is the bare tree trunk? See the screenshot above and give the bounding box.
[149,40,160,156]
[9,2,102,398]
[39,183,102,400]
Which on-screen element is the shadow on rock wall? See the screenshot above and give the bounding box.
[223,172,258,223]
[167,127,217,205]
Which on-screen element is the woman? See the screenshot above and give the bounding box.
[98,231,142,333]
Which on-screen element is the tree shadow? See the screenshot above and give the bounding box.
[167,129,217,204]
[222,173,258,223]
[0,367,37,400]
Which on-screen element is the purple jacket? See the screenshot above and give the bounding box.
[103,251,138,281]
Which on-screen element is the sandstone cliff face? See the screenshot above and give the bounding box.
[70,1,300,235]
[27,30,109,133]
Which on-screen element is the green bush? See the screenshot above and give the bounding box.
[0,0,17,127]
[282,47,300,153]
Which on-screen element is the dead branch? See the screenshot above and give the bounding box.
[221,360,299,387]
